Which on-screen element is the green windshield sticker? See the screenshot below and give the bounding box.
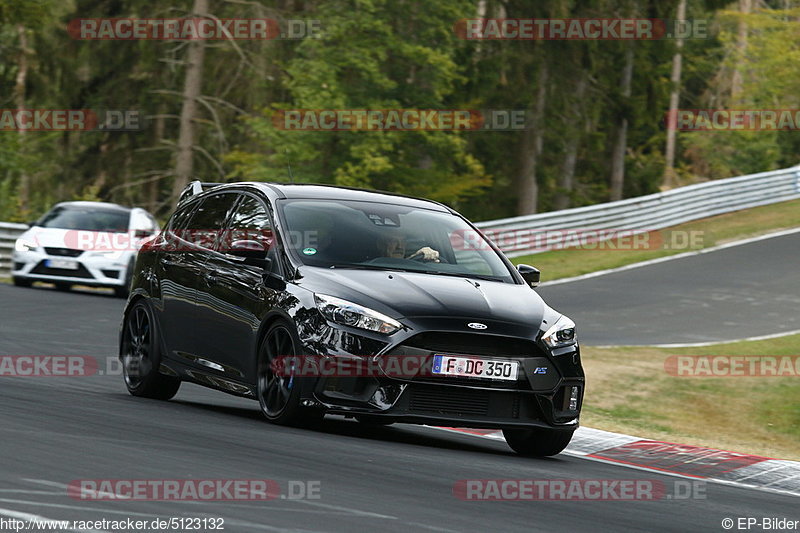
[303,247,317,255]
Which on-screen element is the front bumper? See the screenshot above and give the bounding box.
[12,248,132,287]
[321,380,583,430]
[300,321,584,430]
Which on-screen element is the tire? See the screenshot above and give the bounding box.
[503,427,575,457]
[257,320,323,426]
[121,300,181,400]
[12,277,32,288]
[54,282,72,292]
[356,415,394,426]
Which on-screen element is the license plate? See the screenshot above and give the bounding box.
[46,259,79,270]
[432,355,518,381]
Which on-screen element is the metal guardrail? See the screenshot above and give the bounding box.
[475,166,800,258]
[1,165,799,276]
[0,222,28,278]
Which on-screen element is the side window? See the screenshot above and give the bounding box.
[173,193,238,250]
[224,195,280,273]
[166,203,197,235]
[226,196,273,247]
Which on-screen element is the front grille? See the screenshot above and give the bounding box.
[403,332,542,358]
[31,261,94,279]
[386,332,541,390]
[44,247,83,258]
[409,384,490,416]
[414,374,528,389]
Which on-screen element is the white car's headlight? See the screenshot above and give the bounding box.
[541,314,577,348]
[15,238,38,252]
[315,294,403,335]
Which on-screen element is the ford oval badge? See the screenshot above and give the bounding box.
[468,322,488,330]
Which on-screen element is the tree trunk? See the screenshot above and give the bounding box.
[663,0,687,190]
[731,0,752,102]
[517,63,548,215]
[14,24,30,214]
[554,74,587,211]
[172,0,209,203]
[149,103,167,212]
[609,45,633,202]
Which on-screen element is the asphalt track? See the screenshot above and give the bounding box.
[0,276,798,532]
[538,231,800,345]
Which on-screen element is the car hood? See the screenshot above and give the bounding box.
[18,227,138,253]
[298,266,547,328]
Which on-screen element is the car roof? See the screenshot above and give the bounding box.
[210,182,453,213]
[52,201,132,213]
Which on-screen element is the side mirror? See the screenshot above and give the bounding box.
[28,221,38,228]
[228,240,271,268]
[517,264,540,288]
[134,229,154,239]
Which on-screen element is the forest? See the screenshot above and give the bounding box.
[1,0,798,223]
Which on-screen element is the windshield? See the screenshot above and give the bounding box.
[36,206,131,232]
[278,199,515,283]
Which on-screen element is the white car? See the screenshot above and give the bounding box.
[11,201,159,297]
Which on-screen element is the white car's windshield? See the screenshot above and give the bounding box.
[279,199,514,283]
[37,206,130,233]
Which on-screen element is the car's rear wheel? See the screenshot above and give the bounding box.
[12,277,32,288]
[122,301,180,400]
[503,427,575,457]
[257,321,322,426]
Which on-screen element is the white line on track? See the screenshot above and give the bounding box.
[539,227,800,288]
[539,227,800,346]
[0,490,61,495]
[633,328,800,348]
[23,479,398,521]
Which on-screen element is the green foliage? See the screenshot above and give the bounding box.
[226,0,491,206]
[0,0,798,223]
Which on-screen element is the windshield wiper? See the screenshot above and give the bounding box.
[328,264,418,273]
[419,271,506,282]
[327,264,507,282]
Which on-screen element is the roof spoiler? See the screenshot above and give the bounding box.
[177,180,227,206]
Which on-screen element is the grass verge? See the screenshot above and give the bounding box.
[581,333,800,461]
[511,198,800,281]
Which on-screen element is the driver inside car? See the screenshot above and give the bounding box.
[377,231,440,262]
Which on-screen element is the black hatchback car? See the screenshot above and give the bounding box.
[120,181,584,456]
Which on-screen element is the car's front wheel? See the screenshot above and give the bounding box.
[257,321,322,426]
[503,427,575,457]
[121,301,180,400]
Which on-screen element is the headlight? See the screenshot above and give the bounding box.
[314,294,403,335]
[541,314,577,348]
[15,238,38,252]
